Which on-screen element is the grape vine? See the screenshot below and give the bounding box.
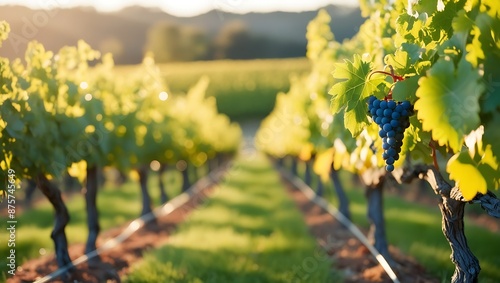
[0,20,241,272]
[258,1,500,282]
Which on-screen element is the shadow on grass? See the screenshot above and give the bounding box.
[124,245,339,283]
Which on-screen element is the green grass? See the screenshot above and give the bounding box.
[298,164,500,283]
[124,153,338,283]
[116,58,311,120]
[0,168,189,278]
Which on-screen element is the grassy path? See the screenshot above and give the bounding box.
[124,153,337,283]
[0,169,187,278]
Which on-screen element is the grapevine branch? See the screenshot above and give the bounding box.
[429,141,440,171]
[368,66,405,83]
[471,192,500,218]
[368,66,405,100]
[395,163,500,216]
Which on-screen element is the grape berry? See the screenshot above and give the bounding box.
[367,95,413,172]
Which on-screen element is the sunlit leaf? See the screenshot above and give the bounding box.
[415,58,483,152]
[299,143,314,161]
[392,75,419,102]
[313,148,334,182]
[329,54,386,137]
[68,160,87,184]
[448,152,486,200]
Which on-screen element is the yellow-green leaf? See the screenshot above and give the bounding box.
[313,148,334,182]
[415,58,483,152]
[329,54,386,137]
[68,160,87,184]
[448,152,487,200]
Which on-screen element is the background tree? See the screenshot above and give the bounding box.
[213,21,266,60]
[144,22,209,62]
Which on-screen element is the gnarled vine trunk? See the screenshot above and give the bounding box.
[441,193,480,282]
[36,174,73,272]
[330,168,351,220]
[137,166,153,216]
[365,182,391,262]
[85,165,100,259]
[24,179,37,208]
[304,159,313,186]
[277,157,284,167]
[361,168,392,263]
[158,164,169,204]
[316,174,324,197]
[208,158,215,172]
[181,164,191,192]
[422,169,480,282]
[397,165,485,282]
[290,157,298,176]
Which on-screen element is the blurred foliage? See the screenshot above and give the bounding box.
[0,26,241,195]
[116,58,312,120]
[144,22,210,62]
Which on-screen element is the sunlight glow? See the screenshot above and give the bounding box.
[0,0,359,16]
[150,160,161,171]
[159,91,168,101]
[79,81,88,89]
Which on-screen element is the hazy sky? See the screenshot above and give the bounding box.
[0,0,359,16]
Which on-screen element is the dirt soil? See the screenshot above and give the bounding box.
[284,179,440,283]
[8,184,215,283]
[10,171,440,283]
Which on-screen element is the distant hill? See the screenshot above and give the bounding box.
[0,5,364,64]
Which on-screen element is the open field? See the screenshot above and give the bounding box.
[116,58,311,120]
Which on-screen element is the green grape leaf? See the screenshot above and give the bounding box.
[483,115,500,163]
[330,112,357,153]
[411,0,440,15]
[431,0,467,38]
[2,100,25,138]
[329,54,386,137]
[452,9,474,34]
[396,13,419,44]
[392,75,420,102]
[402,43,424,64]
[481,74,500,113]
[385,45,426,76]
[415,60,432,75]
[384,50,411,74]
[27,111,47,138]
[48,147,67,177]
[415,58,483,152]
[66,82,79,106]
[403,116,434,164]
[465,11,500,113]
[343,106,368,138]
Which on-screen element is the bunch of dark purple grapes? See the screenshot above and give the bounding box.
[367,95,413,172]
